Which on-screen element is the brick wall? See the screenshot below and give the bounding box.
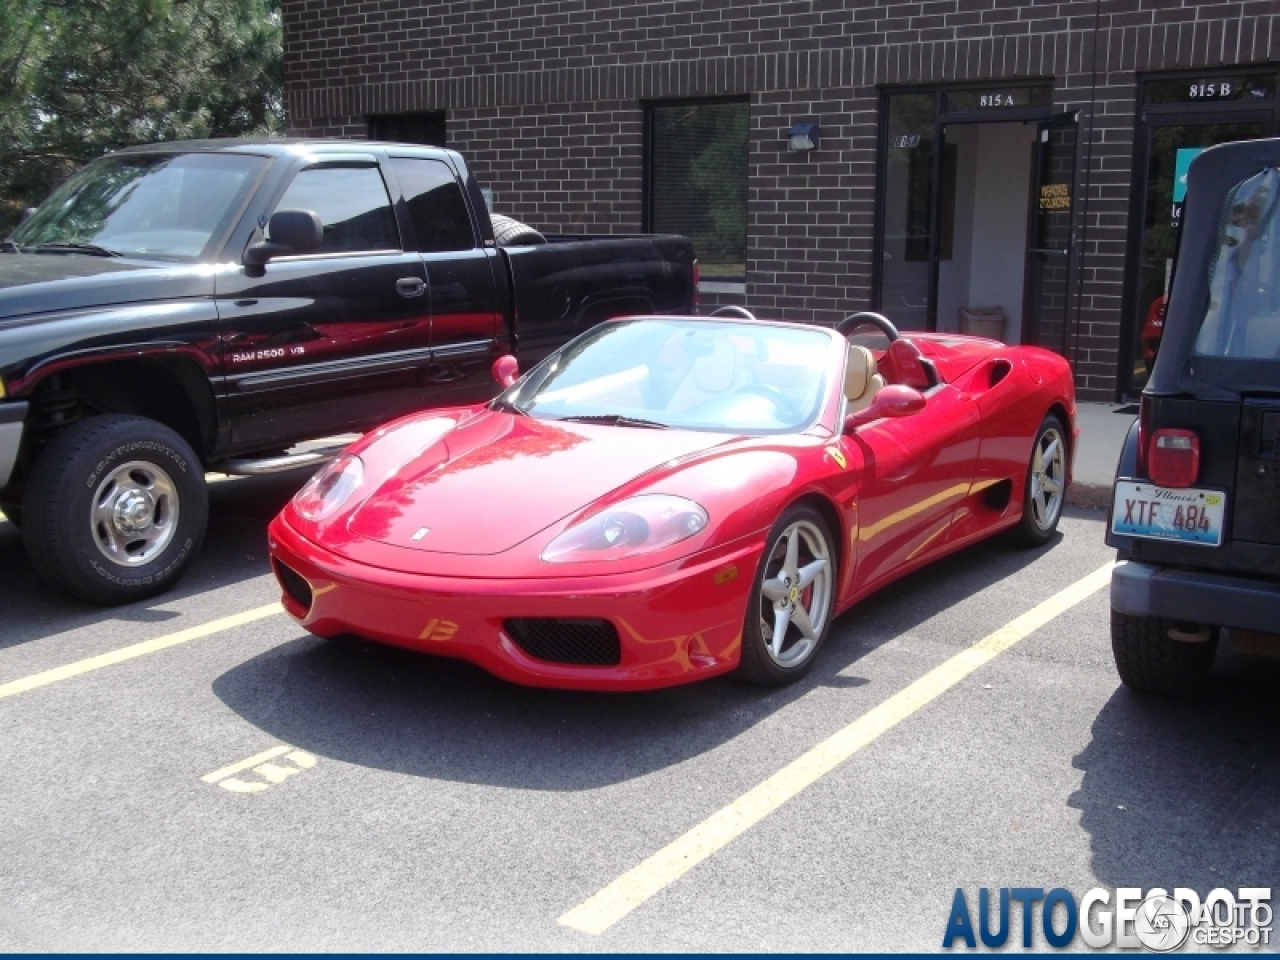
[284,1,1280,399]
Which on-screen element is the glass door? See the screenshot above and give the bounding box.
[1025,112,1079,354]
[1120,69,1279,395]
[878,93,937,331]
[1125,117,1268,390]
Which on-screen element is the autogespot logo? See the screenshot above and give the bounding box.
[942,886,1273,950]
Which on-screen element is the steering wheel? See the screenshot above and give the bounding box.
[738,383,802,422]
[710,306,759,321]
[836,311,899,342]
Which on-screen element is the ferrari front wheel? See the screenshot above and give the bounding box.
[735,505,835,686]
[1010,413,1068,547]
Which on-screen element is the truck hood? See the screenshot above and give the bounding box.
[0,255,214,321]
[344,411,731,556]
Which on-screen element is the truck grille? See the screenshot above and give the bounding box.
[504,618,621,666]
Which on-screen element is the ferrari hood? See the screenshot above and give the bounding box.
[345,411,730,555]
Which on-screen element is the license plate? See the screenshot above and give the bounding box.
[1111,480,1226,547]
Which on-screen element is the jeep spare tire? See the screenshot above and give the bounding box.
[23,415,207,605]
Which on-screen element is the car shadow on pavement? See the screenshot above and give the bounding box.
[210,530,1061,791]
[0,471,307,651]
[1069,646,1280,892]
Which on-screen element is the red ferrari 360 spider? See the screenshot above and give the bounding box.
[268,310,1075,690]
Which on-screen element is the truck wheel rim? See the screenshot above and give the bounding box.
[758,519,832,668]
[1030,425,1066,532]
[90,460,180,567]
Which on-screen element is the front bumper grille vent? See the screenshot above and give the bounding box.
[273,559,313,613]
[504,618,621,666]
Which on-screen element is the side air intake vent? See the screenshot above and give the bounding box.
[272,559,313,613]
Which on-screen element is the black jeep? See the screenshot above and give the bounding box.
[1108,137,1280,694]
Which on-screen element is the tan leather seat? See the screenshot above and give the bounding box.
[844,344,885,413]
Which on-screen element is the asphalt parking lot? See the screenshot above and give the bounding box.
[1,477,1277,952]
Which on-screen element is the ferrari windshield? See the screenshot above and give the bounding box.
[504,318,835,434]
[10,152,266,261]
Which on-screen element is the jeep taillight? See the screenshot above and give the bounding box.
[692,260,700,310]
[1148,428,1200,488]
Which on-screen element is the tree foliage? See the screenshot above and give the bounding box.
[0,0,283,233]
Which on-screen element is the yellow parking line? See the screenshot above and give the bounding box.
[558,561,1115,936]
[0,603,283,702]
[201,745,292,784]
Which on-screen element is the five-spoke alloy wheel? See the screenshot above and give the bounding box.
[736,505,835,685]
[1012,414,1068,547]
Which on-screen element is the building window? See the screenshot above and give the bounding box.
[647,99,748,279]
[368,112,447,147]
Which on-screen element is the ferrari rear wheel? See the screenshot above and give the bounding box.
[1010,413,1068,547]
[735,505,835,686]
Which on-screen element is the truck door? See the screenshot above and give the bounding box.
[387,156,504,408]
[215,155,432,452]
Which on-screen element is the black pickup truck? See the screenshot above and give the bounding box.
[0,139,695,604]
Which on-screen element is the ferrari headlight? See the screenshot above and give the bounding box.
[293,453,364,522]
[541,494,708,563]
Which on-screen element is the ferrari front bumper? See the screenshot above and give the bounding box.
[268,514,765,691]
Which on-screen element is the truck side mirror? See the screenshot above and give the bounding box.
[843,384,926,433]
[491,354,519,388]
[244,209,324,276]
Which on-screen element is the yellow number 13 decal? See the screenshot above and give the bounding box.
[420,618,459,642]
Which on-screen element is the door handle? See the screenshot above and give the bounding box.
[396,277,427,298]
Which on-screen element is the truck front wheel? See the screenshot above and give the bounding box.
[23,415,207,605]
[1110,609,1218,696]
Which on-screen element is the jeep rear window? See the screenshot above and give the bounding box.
[1194,166,1280,360]
[12,152,266,261]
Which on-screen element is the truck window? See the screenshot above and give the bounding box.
[272,166,399,254]
[389,158,476,253]
[1194,166,1280,359]
[11,152,266,261]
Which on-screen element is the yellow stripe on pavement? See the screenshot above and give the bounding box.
[0,603,283,701]
[558,561,1114,936]
[201,745,293,784]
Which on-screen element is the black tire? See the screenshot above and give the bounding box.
[22,415,207,605]
[1009,413,1068,547]
[490,213,546,246]
[735,505,837,687]
[1110,610,1218,696]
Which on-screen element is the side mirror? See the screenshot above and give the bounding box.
[244,209,324,275]
[491,354,519,388]
[843,384,926,433]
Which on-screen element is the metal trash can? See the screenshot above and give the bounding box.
[959,306,1006,341]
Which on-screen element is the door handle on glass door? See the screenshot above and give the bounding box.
[396,277,427,298]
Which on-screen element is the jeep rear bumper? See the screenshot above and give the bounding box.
[1112,560,1280,633]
